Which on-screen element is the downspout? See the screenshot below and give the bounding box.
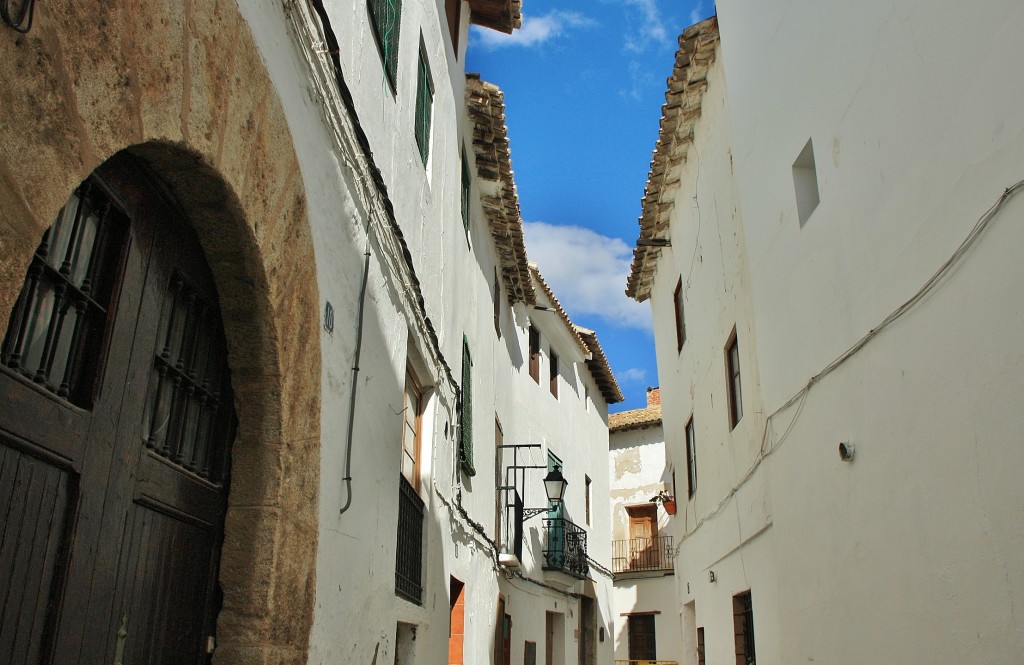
[340,237,372,514]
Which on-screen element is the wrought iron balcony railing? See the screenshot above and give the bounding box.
[542,517,589,579]
[395,475,424,604]
[611,535,674,574]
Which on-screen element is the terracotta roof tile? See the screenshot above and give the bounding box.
[468,0,522,34]
[608,403,662,433]
[575,326,624,405]
[626,16,720,302]
[466,75,536,306]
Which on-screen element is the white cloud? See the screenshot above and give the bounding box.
[473,11,596,50]
[523,221,651,331]
[618,368,648,383]
[689,1,706,27]
[618,0,669,53]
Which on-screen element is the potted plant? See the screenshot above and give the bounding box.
[650,490,677,515]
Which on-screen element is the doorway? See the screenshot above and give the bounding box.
[0,156,236,663]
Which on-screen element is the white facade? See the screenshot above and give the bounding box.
[630,4,1024,665]
[0,0,621,663]
[608,390,684,664]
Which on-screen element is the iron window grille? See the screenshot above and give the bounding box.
[367,0,401,90]
[626,614,657,661]
[414,44,434,166]
[2,179,127,407]
[733,591,756,665]
[459,336,475,476]
[395,474,425,603]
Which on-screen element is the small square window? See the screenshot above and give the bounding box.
[793,138,820,226]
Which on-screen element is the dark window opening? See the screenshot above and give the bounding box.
[2,179,128,407]
[685,417,697,498]
[726,330,743,428]
[367,0,402,90]
[733,592,756,665]
[395,475,425,603]
[414,43,434,166]
[529,326,540,383]
[459,336,475,476]
[674,277,686,352]
[549,351,559,399]
[627,614,657,661]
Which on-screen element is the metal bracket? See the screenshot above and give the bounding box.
[522,507,548,522]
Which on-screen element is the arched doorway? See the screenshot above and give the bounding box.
[1,152,235,663]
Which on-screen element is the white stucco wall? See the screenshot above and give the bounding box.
[645,3,1024,664]
[234,2,618,663]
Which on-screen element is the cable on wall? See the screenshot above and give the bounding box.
[675,177,1024,549]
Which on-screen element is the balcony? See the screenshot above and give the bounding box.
[395,475,424,604]
[611,536,674,575]
[542,517,589,579]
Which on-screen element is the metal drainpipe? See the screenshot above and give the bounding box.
[340,237,372,514]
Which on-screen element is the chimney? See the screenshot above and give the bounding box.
[646,387,661,407]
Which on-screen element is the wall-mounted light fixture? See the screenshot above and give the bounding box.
[497,444,568,567]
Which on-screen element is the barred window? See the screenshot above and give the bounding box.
[459,336,475,476]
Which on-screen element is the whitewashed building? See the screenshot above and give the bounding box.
[628,4,1024,665]
[0,1,623,664]
[608,388,683,664]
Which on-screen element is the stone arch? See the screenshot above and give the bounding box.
[0,3,320,663]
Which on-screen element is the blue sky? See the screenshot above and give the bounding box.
[467,0,713,411]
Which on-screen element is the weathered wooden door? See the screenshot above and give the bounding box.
[0,155,235,664]
[627,505,658,570]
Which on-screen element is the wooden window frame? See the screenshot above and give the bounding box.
[529,325,540,383]
[674,277,686,352]
[444,0,462,56]
[685,417,697,498]
[401,364,424,488]
[549,351,559,399]
[725,329,743,429]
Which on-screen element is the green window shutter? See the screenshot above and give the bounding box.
[461,148,471,232]
[368,0,402,89]
[460,336,475,476]
[414,47,434,166]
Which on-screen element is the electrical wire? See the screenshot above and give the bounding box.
[675,177,1024,549]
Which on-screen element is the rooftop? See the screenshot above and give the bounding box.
[626,16,720,302]
[609,387,662,432]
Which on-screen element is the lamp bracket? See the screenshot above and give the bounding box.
[522,507,549,522]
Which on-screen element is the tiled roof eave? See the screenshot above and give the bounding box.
[466,75,536,306]
[626,16,720,302]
